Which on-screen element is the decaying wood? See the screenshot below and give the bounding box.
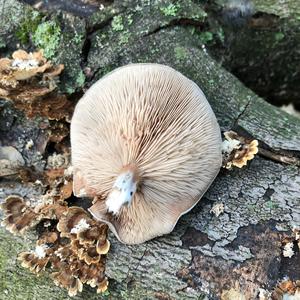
[0,0,299,299]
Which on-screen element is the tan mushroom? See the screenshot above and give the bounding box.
[71,64,222,244]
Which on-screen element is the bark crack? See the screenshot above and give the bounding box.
[143,18,206,38]
[233,98,252,127]
[124,246,149,285]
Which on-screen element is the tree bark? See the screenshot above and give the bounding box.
[206,0,300,108]
[0,0,300,299]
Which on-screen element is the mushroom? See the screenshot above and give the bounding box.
[71,64,222,244]
[56,206,91,238]
[1,195,41,234]
[222,131,258,169]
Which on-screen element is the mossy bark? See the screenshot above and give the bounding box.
[206,0,300,107]
[1,0,300,299]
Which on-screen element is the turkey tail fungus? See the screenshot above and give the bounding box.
[71,64,222,244]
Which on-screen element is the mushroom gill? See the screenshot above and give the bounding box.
[71,64,222,244]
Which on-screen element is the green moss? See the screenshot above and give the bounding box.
[120,290,128,298]
[265,201,279,209]
[188,27,196,35]
[15,11,43,44]
[73,32,84,44]
[199,31,214,43]
[253,0,300,18]
[174,46,188,60]
[64,70,85,94]
[127,14,133,26]
[274,32,285,41]
[99,65,115,77]
[160,3,180,17]
[101,290,110,298]
[32,20,61,59]
[208,79,215,86]
[76,70,86,87]
[111,15,124,31]
[119,31,131,45]
[216,28,225,43]
[65,86,75,94]
[0,37,6,48]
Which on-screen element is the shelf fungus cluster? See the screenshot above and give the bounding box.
[222,131,258,169]
[1,195,110,297]
[0,49,73,120]
[1,195,42,234]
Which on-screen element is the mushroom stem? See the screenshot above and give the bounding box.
[105,165,138,214]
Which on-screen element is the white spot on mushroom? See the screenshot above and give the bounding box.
[12,58,39,70]
[70,218,90,234]
[34,244,48,259]
[222,138,240,154]
[106,169,137,214]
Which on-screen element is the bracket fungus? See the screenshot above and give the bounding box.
[71,64,222,244]
[222,131,258,169]
[1,195,41,234]
[0,49,73,120]
[0,194,110,297]
[1,150,110,295]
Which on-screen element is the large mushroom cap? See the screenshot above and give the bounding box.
[71,64,222,244]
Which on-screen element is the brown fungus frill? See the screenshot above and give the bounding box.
[57,207,110,265]
[1,195,109,297]
[18,244,51,274]
[0,50,52,86]
[0,49,73,120]
[1,195,41,234]
[52,267,84,297]
[71,63,222,244]
[53,207,109,295]
[1,130,109,297]
[222,131,258,169]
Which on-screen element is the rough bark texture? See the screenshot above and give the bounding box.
[0,0,300,299]
[207,0,300,108]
